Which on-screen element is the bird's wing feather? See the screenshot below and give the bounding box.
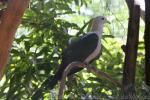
[64,33,98,62]
[60,33,99,75]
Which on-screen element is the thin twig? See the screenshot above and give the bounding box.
[58,62,122,99]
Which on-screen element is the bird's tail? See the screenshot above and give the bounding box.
[45,62,83,89]
[31,74,61,100]
[46,72,61,89]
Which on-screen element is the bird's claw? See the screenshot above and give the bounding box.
[80,63,88,67]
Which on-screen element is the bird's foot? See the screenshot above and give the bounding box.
[80,62,88,67]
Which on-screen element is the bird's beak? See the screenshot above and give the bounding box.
[105,19,110,24]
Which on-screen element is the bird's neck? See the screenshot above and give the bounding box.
[91,23,103,38]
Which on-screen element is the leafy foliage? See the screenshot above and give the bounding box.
[0,0,149,99]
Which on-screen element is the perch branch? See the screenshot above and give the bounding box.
[82,64,122,87]
[58,62,81,99]
[58,62,122,99]
[0,0,29,79]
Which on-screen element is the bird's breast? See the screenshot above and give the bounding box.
[84,42,101,63]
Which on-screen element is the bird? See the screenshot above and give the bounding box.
[32,16,108,99]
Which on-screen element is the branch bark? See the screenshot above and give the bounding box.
[144,0,150,86]
[125,0,145,21]
[125,0,134,13]
[58,62,122,99]
[0,0,29,79]
[123,0,140,98]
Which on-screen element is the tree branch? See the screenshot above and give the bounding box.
[0,0,29,79]
[125,0,134,13]
[123,0,140,98]
[144,0,150,86]
[58,62,122,99]
[125,0,145,21]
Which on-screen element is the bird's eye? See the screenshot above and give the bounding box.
[101,17,105,20]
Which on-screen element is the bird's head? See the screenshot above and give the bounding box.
[92,16,109,25]
[91,16,109,36]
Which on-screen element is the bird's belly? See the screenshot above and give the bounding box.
[84,42,101,63]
